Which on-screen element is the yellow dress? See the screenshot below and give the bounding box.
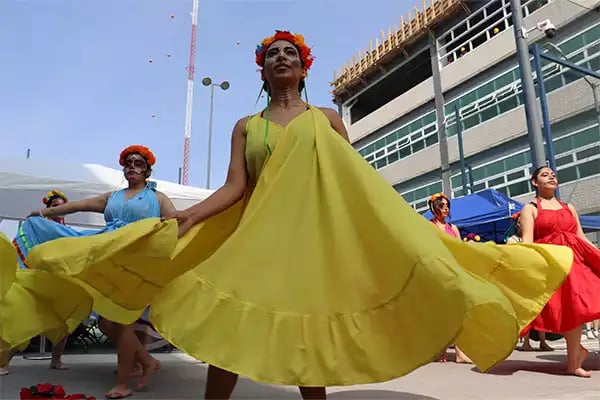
[22,105,571,386]
[0,233,92,351]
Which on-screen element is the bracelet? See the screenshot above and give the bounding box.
[39,209,45,217]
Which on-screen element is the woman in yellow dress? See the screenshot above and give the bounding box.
[23,31,573,399]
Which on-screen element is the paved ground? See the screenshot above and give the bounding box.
[1,338,600,399]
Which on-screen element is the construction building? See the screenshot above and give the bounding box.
[332,0,600,218]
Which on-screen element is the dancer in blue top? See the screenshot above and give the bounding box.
[15,145,175,399]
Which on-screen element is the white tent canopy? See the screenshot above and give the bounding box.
[0,157,213,228]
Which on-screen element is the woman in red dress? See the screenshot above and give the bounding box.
[520,166,600,377]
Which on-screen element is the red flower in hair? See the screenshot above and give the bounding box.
[119,145,156,166]
[255,30,314,71]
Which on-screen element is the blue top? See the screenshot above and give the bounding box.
[14,181,161,269]
[104,181,161,231]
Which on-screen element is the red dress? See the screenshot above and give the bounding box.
[529,198,600,333]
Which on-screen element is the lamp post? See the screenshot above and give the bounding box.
[509,0,546,170]
[202,77,230,189]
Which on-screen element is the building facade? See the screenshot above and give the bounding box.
[332,0,600,219]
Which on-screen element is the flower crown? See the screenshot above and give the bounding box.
[119,145,156,166]
[429,192,448,203]
[255,30,314,71]
[463,233,481,242]
[42,190,68,205]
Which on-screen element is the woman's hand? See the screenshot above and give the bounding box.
[162,210,196,238]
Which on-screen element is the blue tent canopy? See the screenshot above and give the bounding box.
[423,189,521,243]
[422,189,600,242]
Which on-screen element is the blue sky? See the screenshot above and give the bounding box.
[1,0,413,189]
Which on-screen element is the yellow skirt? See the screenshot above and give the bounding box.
[20,109,572,386]
[0,234,91,349]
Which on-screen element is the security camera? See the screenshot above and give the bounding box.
[536,19,557,39]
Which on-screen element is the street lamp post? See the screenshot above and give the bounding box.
[509,0,547,170]
[202,77,230,189]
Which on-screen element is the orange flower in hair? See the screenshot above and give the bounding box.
[42,190,68,205]
[255,30,314,71]
[429,192,448,203]
[119,145,156,166]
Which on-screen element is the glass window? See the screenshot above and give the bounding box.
[385,132,398,144]
[425,134,438,147]
[584,25,600,44]
[414,187,428,199]
[471,166,486,182]
[402,192,415,202]
[485,161,505,177]
[424,125,437,134]
[451,175,463,188]
[588,57,600,74]
[431,182,443,194]
[507,170,525,181]
[423,112,436,125]
[459,92,477,108]
[544,75,563,92]
[446,123,458,137]
[495,71,514,89]
[507,181,530,197]
[557,165,578,183]
[553,136,572,155]
[504,152,527,170]
[454,189,465,197]
[375,159,386,169]
[561,35,585,55]
[555,154,573,167]
[399,146,411,159]
[408,119,423,132]
[578,159,600,178]
[463,114,480,130]
[476,82,495,99]
[489,176,505,187]
[411,140,425,153]
[496,186,509,196]
[480,106,498,123]
[576,146,600,160]
[573,127,599,148]
[497,96,519,114]
[473,182,486,192]
[397,126,410,139]
[387,152,400,164]
[416,201,428,210]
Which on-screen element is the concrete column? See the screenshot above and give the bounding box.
[429,33,452,197]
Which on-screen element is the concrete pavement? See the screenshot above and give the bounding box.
[1,338,599,399]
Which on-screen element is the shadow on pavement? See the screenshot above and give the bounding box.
[329,390,439,400]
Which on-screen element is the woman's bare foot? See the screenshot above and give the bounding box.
[105,384,132,399]
[50,361,69,370]
[539,342,554,352]
[567,346,591,377]
[517,342,535,351]
[135,359,161,390]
